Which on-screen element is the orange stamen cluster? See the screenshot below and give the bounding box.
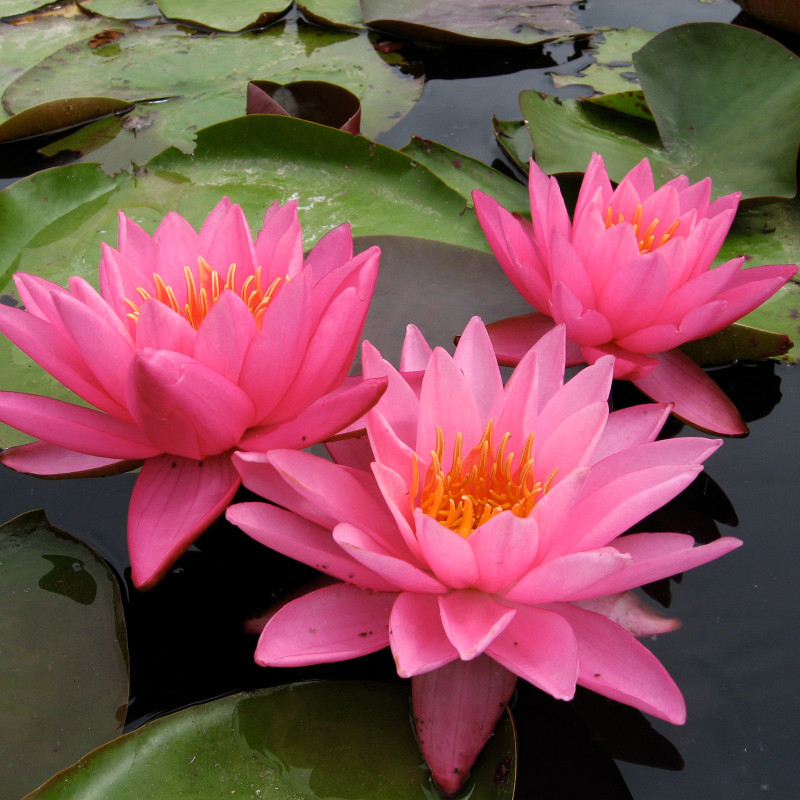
[125,258,284,330]
[412,420,556,539]
[604,203,680,253]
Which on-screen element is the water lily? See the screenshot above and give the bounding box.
[472,154,797,435]
[226,319,741,796]
[0,198,385,589]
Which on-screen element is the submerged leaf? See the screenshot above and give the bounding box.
[0,510,128,800]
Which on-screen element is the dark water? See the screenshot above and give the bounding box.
[2,0,799,798]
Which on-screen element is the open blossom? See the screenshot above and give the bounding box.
[0,198,386,589]
[226,318,741,796]
[472,154,797,435]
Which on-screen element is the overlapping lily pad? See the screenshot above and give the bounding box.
[522,22,800,202]
[24,682,516,800]
[0,510,128,800]
[2,18,422,172]
[156,0,291,31]
[360,0,584,46]
[78,0,161,19]
[297,0,362,29]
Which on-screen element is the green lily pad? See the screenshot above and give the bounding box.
[156,0,292,32]
[24,682,516,800]
[0,0,48,18]
[681,324,793,367]
[78,0,161,19]
[360,0,584,46]
[523,22,800,202]
[0,509,128,800]
[3,18,422,172]
[0,114,501,446]
[399,136,529,213]
[297,0,362,29]
[550,27,652,96]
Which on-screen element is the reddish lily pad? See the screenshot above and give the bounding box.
[523,22,800,202]
[156,0,292,32]
[247,79,361,132]
[0,510,128,800]
[24,682,516,800]
[360,0,585,46]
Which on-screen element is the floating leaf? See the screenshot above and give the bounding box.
[24,682,516,800]
[399,136,529,213]
[247,79,361,132]
[298,0,362,29]
[0,510,128,800]
[78,0,160,19]
[3,19,422,172]
[156,0,291,32]
[360,0,584,46]
[523,22,800,202]
[491,117,532,174]
[681,324,793,367]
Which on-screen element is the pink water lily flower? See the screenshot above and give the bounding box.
[473,154,797,436]
[0,198,386,589]
[226,318,741,796]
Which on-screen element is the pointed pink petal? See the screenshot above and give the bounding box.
[399,323,433,371]
[416,348,483,465]
[333,522,445,593]
[468,512,539,593]
[324,436,373,471]
[580,341,658,380]
[240,376,386,452]
[303,222,353,281]
[0,391,160,459]
[575,592,680,636]
[591,403,671,463]
[13,272,68,324]
[452,317,504,422]
[152,211,202,292]
[555,603,686,723]
[633,349,747,435]
[412,656,517,797]
[128,452,241,589]
[256,583,395,666]
[203,202,258,275]
[0,440,136,477]
[487,313,583,367]
[389,591,458,677]
[197,197,233,251]
[254,200,304,281]
[127,350,255,459]
[371,462,424,561]
[503,548,630,604]
[415,511,479,589]
[582,532,742,597]
[551,280,614,346]
[486,606,578,700]
[226,502,395,590]
[438,590,516,660]
[117,209,159,265]
[365,408,416,485]
[193,291,257,383]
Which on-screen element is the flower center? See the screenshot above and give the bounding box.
[412,420,556,538]
[124,258,285,330]
[604,203,680,253]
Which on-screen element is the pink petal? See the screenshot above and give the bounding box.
[203,202,258,275]
[575,592,680,636]
[583,531,743,596]
[438,590,516,659]
[468,512,539,593]
[152,211,203,292]
[412,656,517,797]
[555,603,686,723]
[324,436,374,471]
[0,440,137,477]
[256,583,395,666]
[365,408,416,485]
[193,291,257,383]
[333,522,446,593]
[486,313,559,367]
[503,548,630,604]
[196,197,233,251]
[591,403,671,463]
[415,511,479,589]
[551,281,614,346]
[485,605,578,700]
[0,391,160,459]
[254,200,304,282]
[116,209,159,266]
[549,229,597,310]
[303,222,354,282]
[633,349,747,435]
[128,452,241,589]
[399,323,433,372]
[135,298,196,356]
[239,376,386,451]
[371,462,425,561]
[127,350,255,459]
[415,348,483,467]
[389,591,458,677]
[580,341,659,380]
[226,502,395,590]
[452,317,504,423]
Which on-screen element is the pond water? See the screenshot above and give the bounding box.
[1,1,798,799]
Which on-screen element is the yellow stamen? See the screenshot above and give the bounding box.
[125,257,287,331]
[604,202,680,254]
[413,421,557,538]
